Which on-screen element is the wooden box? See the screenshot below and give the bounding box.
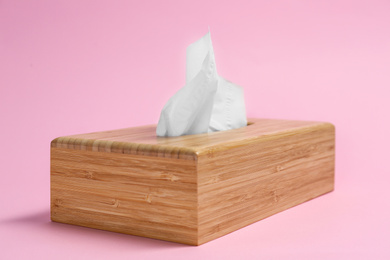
[50,118,335,245]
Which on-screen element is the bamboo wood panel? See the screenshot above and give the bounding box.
[50,118,335,245]
[51,118,325,159]
[197,123,335,244]
[51,148,198,245]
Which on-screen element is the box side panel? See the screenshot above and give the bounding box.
[197,123,335,245]
[51,148,198,245]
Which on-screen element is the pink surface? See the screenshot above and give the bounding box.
[1,0,389,259]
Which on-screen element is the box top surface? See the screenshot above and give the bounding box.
[51,118,332,160]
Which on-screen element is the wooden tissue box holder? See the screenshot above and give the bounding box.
[50,118,335,245]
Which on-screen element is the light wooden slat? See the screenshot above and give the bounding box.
[197,123,334,244]
[51,147,198,244]
[51,118,325,159]
[51,206,198,245]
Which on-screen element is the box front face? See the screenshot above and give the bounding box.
[51,147,198,245]
[197,123,335,245]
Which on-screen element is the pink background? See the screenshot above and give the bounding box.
[1,0,389,259]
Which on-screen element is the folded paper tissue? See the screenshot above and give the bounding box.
[156,32,247,137]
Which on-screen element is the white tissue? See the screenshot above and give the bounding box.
[156,32,247,137]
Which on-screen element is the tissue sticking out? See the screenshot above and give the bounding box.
[156,32,247,137]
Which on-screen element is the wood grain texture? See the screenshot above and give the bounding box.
[51,118,325,160]
[50,118,335,245]
[51,148,198,245]
[197,122,335,245]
